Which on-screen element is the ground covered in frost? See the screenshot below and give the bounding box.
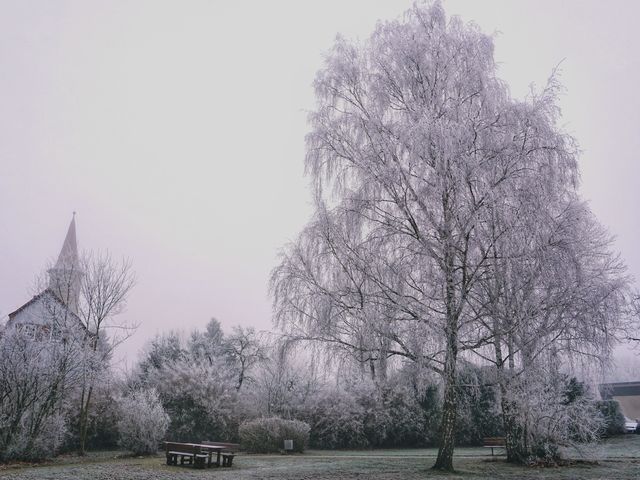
[2,436,640,479]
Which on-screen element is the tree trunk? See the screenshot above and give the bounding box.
[498,369,527,462]
[78,384,94,455]
[432,326,458,471]
[495,336,528,463]
[79,340,97,455]
[433,223,460,472]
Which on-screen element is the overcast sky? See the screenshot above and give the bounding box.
[1,0,639,369]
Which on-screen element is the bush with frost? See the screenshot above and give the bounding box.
[239,417,309,453]
[0,328,81,462]
[117,387,169,455]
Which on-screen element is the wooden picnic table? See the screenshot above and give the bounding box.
[196,443,227,467]
[164,442,228,468]
[201,441,239,466]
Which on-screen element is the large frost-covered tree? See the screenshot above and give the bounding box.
[271,1,633,471]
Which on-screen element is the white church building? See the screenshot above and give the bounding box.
[5,215,86,340]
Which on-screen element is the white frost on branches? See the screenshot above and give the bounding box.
[117,387,169,455]
[271,0,636,469]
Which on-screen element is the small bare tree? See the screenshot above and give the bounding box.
[76,252,136,455]
[224,326,267,391]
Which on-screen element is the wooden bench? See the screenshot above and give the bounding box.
[201,441,240,467]
[164,442,208,469]
[483,437,506,457]
[221,452,235,467]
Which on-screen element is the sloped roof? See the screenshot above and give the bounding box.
[7,289,85,331]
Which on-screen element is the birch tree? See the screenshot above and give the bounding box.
[474,196,632,462]
[270,1,626,470]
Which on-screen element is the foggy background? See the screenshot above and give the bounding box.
[1,0,638,373]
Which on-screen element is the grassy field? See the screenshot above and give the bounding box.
[1,435,640,479]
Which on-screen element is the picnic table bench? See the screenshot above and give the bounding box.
[164,441,239,468]
[482,437,506,457]
[165,442,209,469]
[202,441,240,467]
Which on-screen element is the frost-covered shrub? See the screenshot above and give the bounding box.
[379,386,432,447]
[297,380,437,449]
[134,326,245,442]
[117,388,169,455]
[500,373,605,464]
[0,329,80,462]
[85,387,121,450]
[148,356,239,442]
[596,400,625,437]
[239,417,309,453]
[2,412,68,462]
[302,388,368,449]
[455,369,502,446]
[63,375,121,452]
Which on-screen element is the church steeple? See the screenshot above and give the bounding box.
[48,213,82,315]
[54,213,79,270]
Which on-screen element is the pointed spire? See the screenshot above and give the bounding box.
[48,213,82,315]
[54,212,79,270]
